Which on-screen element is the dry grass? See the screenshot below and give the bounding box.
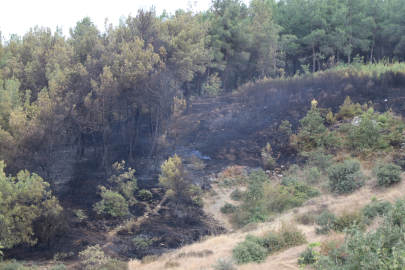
[126,168,405,270]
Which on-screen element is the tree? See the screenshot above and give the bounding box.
[159,154,188,210]
[69,17,100,63]
[0,161,62,249]
[94,161,137,217]
[161,9,211,91]
[159,154,203,210]
[84,66,118,174]
[293,108,340,151]
[208,0,252,90]
[249,0,281,79]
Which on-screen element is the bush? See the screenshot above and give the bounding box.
[32,210,69,248]
[79,245,109,270]
[346,117,382,150]
[281,175,298,186]
[164,260,180,269]
[377,115,388,123]
[277,221,307,249]
[328,160,364,194]
[326,111,336,125]
[261,143,276,170]
[190,155,205,170]
[288,164,300,174]
[94,190,128,217]
[336,96,361,120]
[2,260,25,270]
[99,259,128,270]
[138,189,153,200]
[306,167,322,183]
[51,264,67,270]
[248,170,268,183]
[232,238,268,264]
[218,165,248,186]
[132,237,153,253]
[220,202,237,214]
[233,222,306,265]
[297,210,323,225]
[74,209,88,223]
[142,255,158,264]
[313,198,405,269]
[375,163,402,186]
[298,247,316,265]
[213,258,236,270]
[315,211,336,235]
[333,209,365,232]
[293,108,341,151]
[362,201,392,220]
[302,148,334,172]
[230,188,244,201]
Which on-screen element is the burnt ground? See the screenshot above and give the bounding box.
[5,75,405,268]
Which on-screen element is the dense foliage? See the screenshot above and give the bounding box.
[313,198,405,269]
[233,222,306,264]
[0,161,62,249]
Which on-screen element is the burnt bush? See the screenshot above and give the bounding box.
[32,210,69,249]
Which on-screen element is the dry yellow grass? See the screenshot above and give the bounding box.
[127,171,405,270]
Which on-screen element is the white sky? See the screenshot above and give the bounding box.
[0,0,248,41]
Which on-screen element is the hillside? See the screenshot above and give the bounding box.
[2,64,405,269]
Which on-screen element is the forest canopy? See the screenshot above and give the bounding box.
[0,0,404,176]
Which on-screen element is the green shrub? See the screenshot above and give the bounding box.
[328,160,364,194]
[2,260,25,270]
[79,245,109,270]
[333,209,365,232]
[249,170,268,183]
[302,148,334,172]
[336,96,361,119]
[306,167,322,183]
[247,207,268,223]
[326,111,336,125]
[288,164,300,174]
[298,247,316,265]
[232,237,268,264]
[230,188,244,201]
[293,108,341,151]
[138,189,153,200]
[51,264,67,270]
[99,259,128,270]
[94,190,128,217]
[362,201,392,219]
[213,258,237,270]
[281,175,298,186]
[297,210,323,225]
[315,211,336,235]
[220,203,237,214]
[313,198,405,269]
[277,221,307,249]
[293,182,321,199]
[267,183,319,213]
[132,236,153,253]
[377,115,387,123]
[346,117,382,150]
[261,143,276,170]
[375,163,402,186]
[233,223,306,265]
